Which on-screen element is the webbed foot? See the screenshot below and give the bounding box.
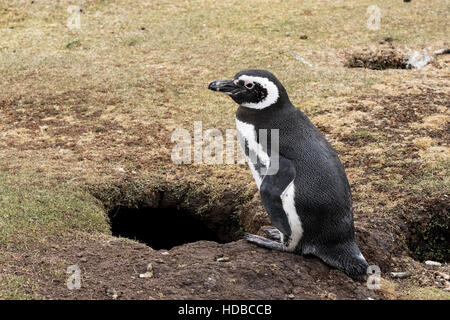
[263,227,281,241]
[243,233,284,252]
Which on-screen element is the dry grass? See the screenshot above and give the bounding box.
[0,0,448,299]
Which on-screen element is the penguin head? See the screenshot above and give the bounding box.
[208,69,289,109]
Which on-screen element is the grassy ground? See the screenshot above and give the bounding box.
[0,0,448,299]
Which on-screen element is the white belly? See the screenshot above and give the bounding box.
[235,119,270,189]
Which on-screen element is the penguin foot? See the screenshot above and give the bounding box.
[262,227,281,241]
[243,233,284,252]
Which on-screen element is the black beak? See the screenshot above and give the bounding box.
[208,79,238,93]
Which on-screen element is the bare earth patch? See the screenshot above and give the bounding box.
[3,232,385,300]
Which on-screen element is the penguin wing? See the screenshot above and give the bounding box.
[259,155,296,237]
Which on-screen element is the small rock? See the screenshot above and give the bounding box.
[161,251,169,256]
[105,287,118,299]
[117,167,125,173]
[383,37,393,42]
[216,257,230,262]
[435,271,450,280]
[300,34,308,40]
[326,293,337,300]
[139,263,154,278]
[425,260,442,267]
[444,281,450,291]
[139,273,152,279]
[287,294,295,299]
[390,271,411,279]
[80,257,88,263]
[204,277,216,289]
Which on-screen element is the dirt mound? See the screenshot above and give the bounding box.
[345,47,408,70]
[10,233,384,300]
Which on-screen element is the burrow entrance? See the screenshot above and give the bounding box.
[109,206,224,249]
[405,198,449,262]
[105,189,244,250]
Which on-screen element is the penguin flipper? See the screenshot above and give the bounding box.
[259,155,296,239]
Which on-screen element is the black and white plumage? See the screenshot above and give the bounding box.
[208,69,369,280]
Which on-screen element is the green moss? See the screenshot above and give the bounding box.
[0,274,40,300]
[65,40,81,49]
[406,287,450,300]
[0,171,110,249]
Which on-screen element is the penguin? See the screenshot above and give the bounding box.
[208,69,369,280]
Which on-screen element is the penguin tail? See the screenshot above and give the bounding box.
[312,241,369,281]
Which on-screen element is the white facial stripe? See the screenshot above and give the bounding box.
[237,75,279,109]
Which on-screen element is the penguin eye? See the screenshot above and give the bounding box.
[245,82,254,89]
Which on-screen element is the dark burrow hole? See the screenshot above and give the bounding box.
[405,199,449,262]
[108,205,241,250]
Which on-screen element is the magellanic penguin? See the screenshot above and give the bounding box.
[208,69,369,280]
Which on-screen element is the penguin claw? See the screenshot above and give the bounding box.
[243,232,252,239]
[263,227,281,241]
[243,233,285,252]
